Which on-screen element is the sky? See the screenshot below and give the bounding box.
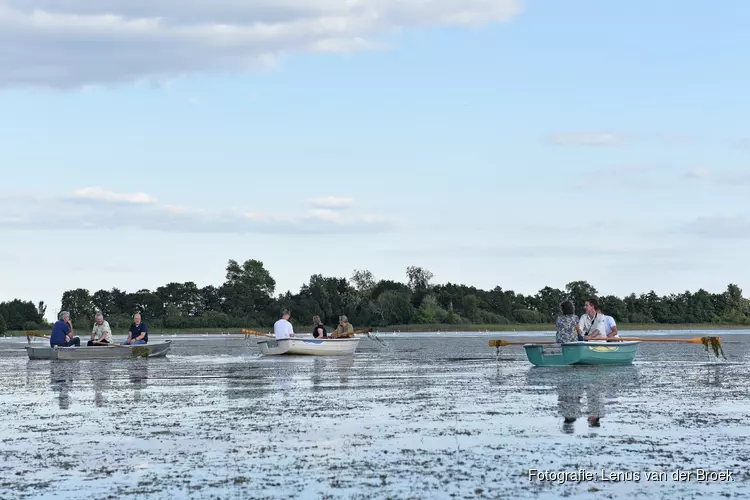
[1,0,750,321]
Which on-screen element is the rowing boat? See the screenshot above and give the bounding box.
[25,340,172,360]
[523,341,640,366]
[256,337,359,356]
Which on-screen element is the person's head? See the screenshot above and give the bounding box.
[281,309,290,321]
[60,311,70,322]
[339,315,348,326]
[561,301,575,315]
[134,313,141,325]
[312,315,321,325]
[95,312,104,324]
[584,298,600,315]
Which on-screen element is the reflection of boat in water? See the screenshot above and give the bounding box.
[525,366,640,431]
[523,341,639,366]
[26,341,172,360]
[50,362,81,410]
[257,337,359,356]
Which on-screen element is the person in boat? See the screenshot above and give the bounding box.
[122,313,148,345]
[330,315,354,338]
[603,314,619,339]
[88,312,112,346]
[555,301,579,344]
[50,311,81,347]
[576,298,609,341]
[312,315,327,339]
[274,310,295,340]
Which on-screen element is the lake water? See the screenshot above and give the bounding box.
[1,331,749,499]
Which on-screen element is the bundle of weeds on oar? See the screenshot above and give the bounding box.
[701,336,726,360]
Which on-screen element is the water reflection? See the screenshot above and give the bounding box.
[50,361,80,410]
[128,360,149,402]
[88,362,114,407]
[525,366,640,433]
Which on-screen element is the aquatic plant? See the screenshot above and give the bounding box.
[132,346,150,358]
[701,336,726,360]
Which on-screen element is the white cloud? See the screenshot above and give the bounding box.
[548,132,629,147]
[0,0,522,88]
[0,187,399,234]
[306,196,354,210]
[71,186,157,204]
[683,168,750,185]
[683,216,750,239]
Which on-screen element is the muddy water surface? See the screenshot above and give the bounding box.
[1,331,749,499]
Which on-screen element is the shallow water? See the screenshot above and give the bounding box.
[1,331,749,499]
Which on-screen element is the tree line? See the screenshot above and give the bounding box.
[1,258,749,333]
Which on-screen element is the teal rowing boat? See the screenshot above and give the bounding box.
[523,341,640,366]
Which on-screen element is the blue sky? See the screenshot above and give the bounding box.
[1,0,749,320]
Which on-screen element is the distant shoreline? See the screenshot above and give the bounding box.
[5,323,750,337]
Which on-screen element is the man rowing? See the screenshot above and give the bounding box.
[121,313,148,345]
[88,312,112,346]
[330,315,354,338]
[274,310,294,340]
[50,311,81,347]
[576,298,609,341]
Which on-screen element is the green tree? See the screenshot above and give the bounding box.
[373,290,416,326]
[565,281,599,314]
[0,314,6,336]
[61,288,95,323]
[535,286,568,321]
[220,259,276,321]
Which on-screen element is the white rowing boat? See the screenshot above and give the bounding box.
[256,337,359,356]
[25,341,172,360]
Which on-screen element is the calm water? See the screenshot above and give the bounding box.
[1,331,749,499]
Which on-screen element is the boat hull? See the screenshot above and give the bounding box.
[25,341,172,360]
[257,337,359,356]
[524,341,639,367]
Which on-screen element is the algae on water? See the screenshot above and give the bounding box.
[132,346,150,358]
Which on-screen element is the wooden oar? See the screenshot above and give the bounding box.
[612,336,721,345]
[489,339,555,347]
[26,331,50,344]
[489,335,723,347]
[242,328,273,338]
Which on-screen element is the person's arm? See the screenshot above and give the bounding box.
[91,325,97,341]
[606,317,618,338]
[288,323,294,337]
[126,326,134,343]
[576,316,584,335]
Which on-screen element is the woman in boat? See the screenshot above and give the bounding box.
[311,315,327,339]
[330,315,354,338]
[555,301,579,344]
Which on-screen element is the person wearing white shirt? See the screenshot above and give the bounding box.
[576,298,609,340]
[604,315,619,338]
[274,310,294,340]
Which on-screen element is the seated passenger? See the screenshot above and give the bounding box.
[122,313,148,345]
[50,311,81,347]
[330,315,354,338]
[311,315,327,339]
[274,310,295,340]
[555,301,579,344]
[88,312,112,346]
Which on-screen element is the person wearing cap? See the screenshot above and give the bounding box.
[49,311,81,347]
[274,309,295,340]
[88,312,112,346]
[330,315,354,338]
